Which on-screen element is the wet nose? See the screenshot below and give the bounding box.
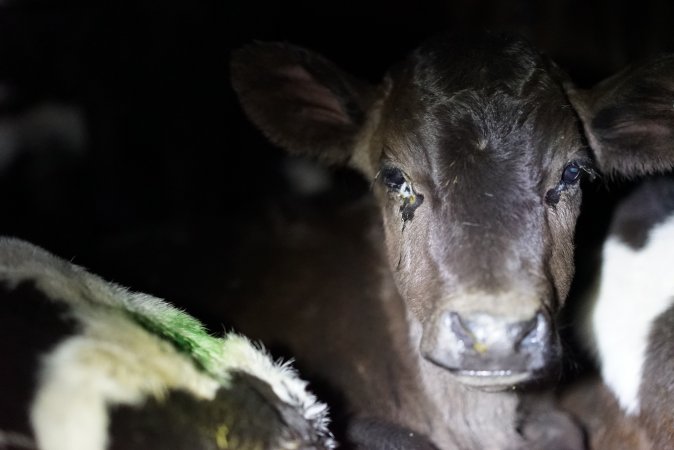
[424,311,553,382]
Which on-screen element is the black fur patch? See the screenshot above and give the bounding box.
[0,280,78,439]
[638,301,674,448]
[108,371,328,450]
[610,175,674,249]
[347,418,437,450]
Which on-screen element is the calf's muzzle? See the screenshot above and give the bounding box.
[422,310,553,387]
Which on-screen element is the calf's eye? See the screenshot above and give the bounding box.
[545,160,588,206]
[381,167,406,190]
[561,162,581,185]
[378,165,424,222]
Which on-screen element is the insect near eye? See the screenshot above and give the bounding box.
[561,162,581,185]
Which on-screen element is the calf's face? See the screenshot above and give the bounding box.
[231,34,674,388]
[369,38,588,385]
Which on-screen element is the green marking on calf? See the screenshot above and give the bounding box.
[124,294,225,378]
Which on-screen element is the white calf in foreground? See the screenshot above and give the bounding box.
[0,237,334,450]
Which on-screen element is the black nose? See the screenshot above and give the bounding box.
[423,311,554,383]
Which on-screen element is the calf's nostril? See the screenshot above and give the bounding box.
[446,312,475,348]
[515,312,547,352]
[429,310,553,376]
[444,311,549,355]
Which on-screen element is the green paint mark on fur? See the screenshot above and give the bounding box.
[124,293,226,378]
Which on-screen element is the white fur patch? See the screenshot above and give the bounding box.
[31,312,219,450]
[588,215,674,414]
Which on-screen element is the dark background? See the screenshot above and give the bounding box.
[0,0,673,325]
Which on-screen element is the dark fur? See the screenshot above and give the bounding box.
[569,55,674,177]
[109,372,325,450]
[610,175,674,249]
[377,32,582,306]
[0,281,77,444]
[562,379,652,450]
[347,418,438,450]
[230,42,376,165]
[230,32,674,449]
[639,302,674,449]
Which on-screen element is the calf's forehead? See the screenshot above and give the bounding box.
[406,33,551,96]
[380,39,581,183]
[388,36,574,135]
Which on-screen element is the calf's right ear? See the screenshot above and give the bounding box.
[230,42,377,168]
[568,55,674,177]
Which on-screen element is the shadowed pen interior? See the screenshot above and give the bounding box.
[0,1,673,449]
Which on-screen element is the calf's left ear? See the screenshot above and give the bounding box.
[230,42,377,168]
[568,55,674,177]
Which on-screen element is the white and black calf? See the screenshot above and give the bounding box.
[231,32,674,449]
[0,237,335,450]
[583,176,674,448]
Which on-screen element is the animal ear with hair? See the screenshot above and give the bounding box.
[567,54,674,178]
[230,42,377,169]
